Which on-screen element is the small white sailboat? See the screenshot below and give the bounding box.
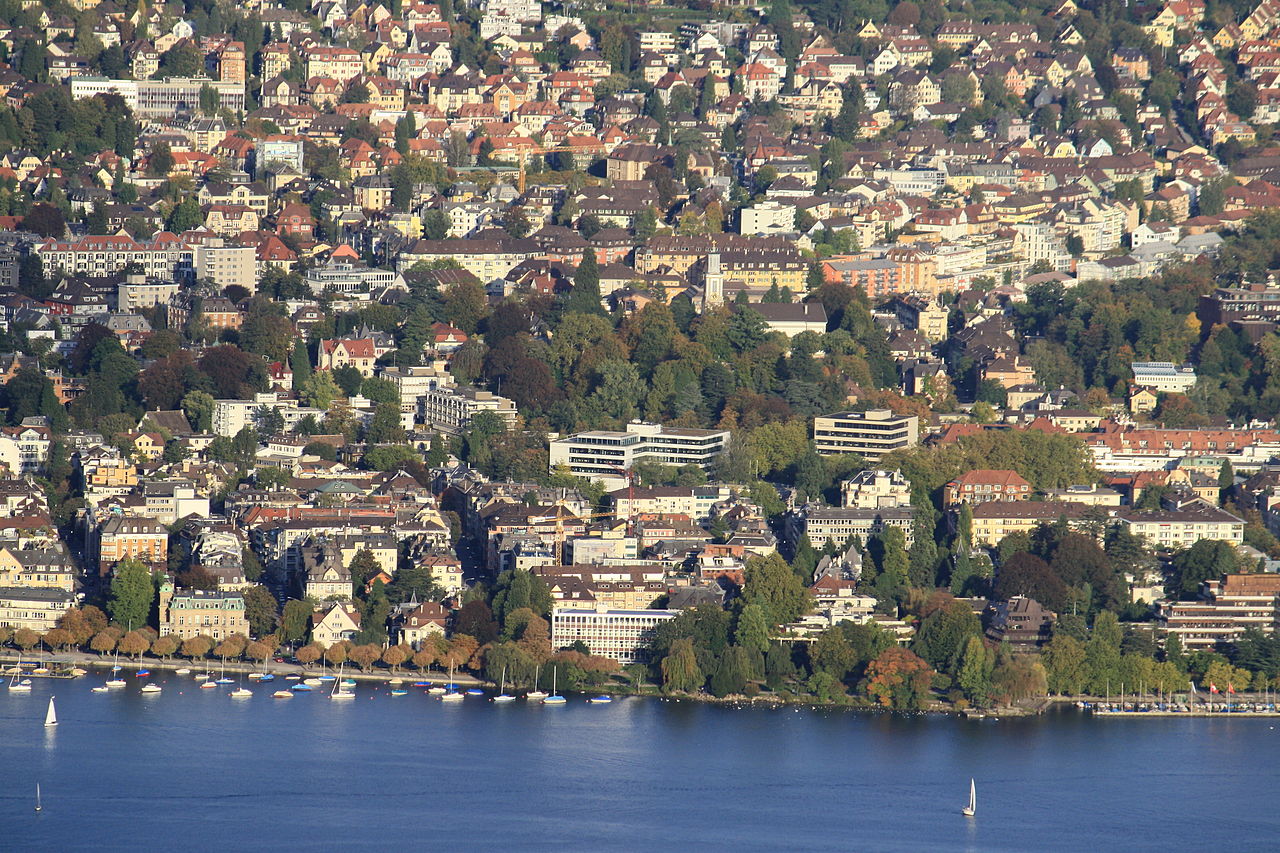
[8,663,32,691]
[962,778,976,817]
[44,696,57,727]
[105,651,126,688]
[91,685,108,693]
[527,664,548,700]
[329,664,355,700]
[440,663,464,701]
[493,665,515,702]
[272,689,293,699]
[34,783,41,813]
[175,668,191,676]
[542,667,566,705]
[140,683,162,694]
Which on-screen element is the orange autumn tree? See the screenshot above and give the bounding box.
[864,647,934,710]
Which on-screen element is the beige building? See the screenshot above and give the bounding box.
[0,586,75,632]
[967,501,1088,547]
[419,387,518,434]
[158,582,250,641]
[311,603,361,647]
[1114,504,1244,549]
[97,515,168,572]
[1160,573,1280,651]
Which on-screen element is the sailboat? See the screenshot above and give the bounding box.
[230,672,252,699]
[44,696,57,727]
[527,664,548,700]
[962,778,976,817]
[216,660,234,685]
[8,660,31,692]
[329,664,355,700]
[440,663,464,701]
[493,665,515,702]
[34,783,41,813]
[105,650,126,688]
[542,666,566,705]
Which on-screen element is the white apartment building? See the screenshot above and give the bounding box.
[304,262,402,298]
[212,393,322,437]
[740,200,796,236]
[419,386,518,434]
[117,275,180,312]
[1114,505,1244,549]
[551,604,679,664]
[813,409,919,460]
[70,76,245,117]
[550,422,731,490]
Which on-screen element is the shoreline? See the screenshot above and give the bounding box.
[11,651,1277,719]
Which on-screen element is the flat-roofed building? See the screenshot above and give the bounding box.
[813,409,919,460]
[551,604,679,664]
[1160,573,1280,651]
[420,386,518,434]
[550,422,730,490]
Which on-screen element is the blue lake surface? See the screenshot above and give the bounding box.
[3,671,1279,851]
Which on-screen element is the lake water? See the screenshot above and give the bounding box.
[3,671,1279,851]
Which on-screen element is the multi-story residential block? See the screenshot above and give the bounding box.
[97,515,168,572]
[0,586,75,632]
[70,76,246,117]
[791,505,916,548]
[193,243,257,295]
[812,410,919,460]
[550,423,731,490]
[1114,503,1244,549]
[966,501,1088,547]
[1160,573,1280,651]
[551,604,679,664]
[419,387,518,434]
[609,485,735,521]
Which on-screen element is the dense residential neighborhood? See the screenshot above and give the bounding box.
[8,0,1280,708]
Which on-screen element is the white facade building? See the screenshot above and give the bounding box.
[551,604,679,664]
[549,422,731,490]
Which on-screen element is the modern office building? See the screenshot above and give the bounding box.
[549,422,731,489]
[551,604,679,664]
[812,409,919,460]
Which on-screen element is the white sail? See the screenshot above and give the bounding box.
[963,778,976,816]
[44,696,57,727]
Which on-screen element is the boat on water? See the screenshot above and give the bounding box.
[329,665,355,700]
[272,690,292,699]
[493,666,515,703]
[105,651,126,688]
[44,697,57,727]
[215,677,234,685]
[140,684,162,694]
[34,783,40,813]
[390,689,408,696]
[440,664,464,701]
[136,669,149,678]
[230,687,252,698]
[588,696,612,704]
[465,689,485,696]
[527,664,548,700]
[341,678,356,687]
[91,686,108,693]
[285,674,300,681]
[427,686,446,694]
[318,675,336,683]
[199,680,217,689]
[291,683,313,692]
[542,667,566,705]
[9,658,32,692]
[962,779,976,817]
[303,677,323,687]
[175,668,191,675]
[413,681,430,687]
[105,677,126,688]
